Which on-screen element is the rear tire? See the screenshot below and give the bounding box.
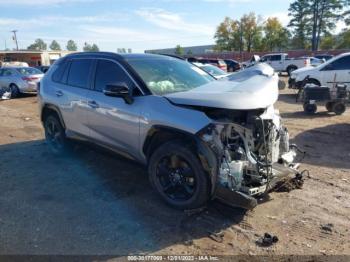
[44,115,68,154]
[148,141,210,210]
[332,102,346,115]
[9,84,20,98]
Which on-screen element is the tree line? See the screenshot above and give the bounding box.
[214,0,350,52]
[26,39,100,52]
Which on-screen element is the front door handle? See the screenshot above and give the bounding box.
[88,100,99,108]
[55,90,63,97]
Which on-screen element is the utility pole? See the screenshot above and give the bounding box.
[11,30,19,50]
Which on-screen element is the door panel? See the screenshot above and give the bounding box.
[86,59,141,158]
[86,91,141,157]
[55,59,93,137]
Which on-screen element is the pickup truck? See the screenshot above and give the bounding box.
[259,53,310,75]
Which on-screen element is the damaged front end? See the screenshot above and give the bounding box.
[197,105,303,209]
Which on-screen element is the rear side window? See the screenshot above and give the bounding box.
[2,69,14,76]
[67,59,92,88]
[270,55,281,61]
[94,60,133,92]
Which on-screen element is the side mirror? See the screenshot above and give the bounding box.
[103,82,134,104]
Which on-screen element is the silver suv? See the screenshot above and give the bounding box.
[39,52,302,210]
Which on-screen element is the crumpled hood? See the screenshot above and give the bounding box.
[165,64,279,110]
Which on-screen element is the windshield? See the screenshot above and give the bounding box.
[126,56,214,95]
[201,65,226,76]
[16,67,43,75]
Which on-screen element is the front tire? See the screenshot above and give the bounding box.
[44,115,68,154]
[303,102,317,114]
[148,141,210,210]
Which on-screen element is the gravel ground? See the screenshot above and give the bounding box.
[0,78,349,257]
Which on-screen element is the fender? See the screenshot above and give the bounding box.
[41,103,66,129]
[143,125,219,195]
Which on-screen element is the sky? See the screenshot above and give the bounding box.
[0,0,341,52]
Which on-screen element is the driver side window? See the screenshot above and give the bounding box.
[261,56,269,62]
[327,56,350,71]
[94,60,134,93]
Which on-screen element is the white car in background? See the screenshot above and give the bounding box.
[289,52,350,89]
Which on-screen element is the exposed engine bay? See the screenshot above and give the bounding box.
[197,105,304,208]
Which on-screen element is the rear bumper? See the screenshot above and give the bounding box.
[19,82,38,93]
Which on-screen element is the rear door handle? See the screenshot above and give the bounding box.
[55,90,63,97]
[88,100,99,108]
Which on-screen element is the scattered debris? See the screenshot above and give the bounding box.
[320,223,334,233]
[266,215,277,220]
[256,233,279,247]
[1,91,11,100]
[183,239,193,246]
[24,117,31,121]
[208,231,224,243]
[275,172,306,192]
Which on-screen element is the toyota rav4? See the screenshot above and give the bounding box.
[39,52,302,210]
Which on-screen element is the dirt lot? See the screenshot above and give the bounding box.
[0,78,349,257]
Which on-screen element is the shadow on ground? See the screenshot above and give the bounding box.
[280,110,336,119]
[0,140,246,255]
[278,93,300,105]
[291,123,350,169]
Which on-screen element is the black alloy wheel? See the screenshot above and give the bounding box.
[44,115,67,154]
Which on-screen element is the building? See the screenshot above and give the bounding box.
[145,45,215,56]
[0,50,75,67]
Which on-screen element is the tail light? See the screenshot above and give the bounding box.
[304,59,310,66]
[22,76,39,82]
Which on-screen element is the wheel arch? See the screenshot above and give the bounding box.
[41,104,66,129]
[143,125,218,195]
[286,64,298,74]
